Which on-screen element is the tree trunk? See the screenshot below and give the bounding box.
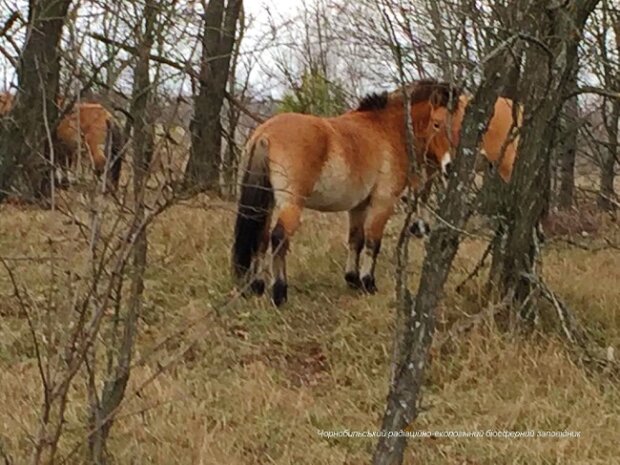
[596,5,619,211]
[477,7,521,219]
[184,0,242,193]
[598,101,618,211]
[373,51,513,465]
[0,0,72,203]
[221,6,245,198]
[557,59,580,210]
[557,110,578,210]
[495,0,599,310]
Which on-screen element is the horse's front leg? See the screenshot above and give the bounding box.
[359,199,395,294]
[409,177,434,238]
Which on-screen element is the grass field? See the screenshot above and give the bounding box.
[0,192,619,464]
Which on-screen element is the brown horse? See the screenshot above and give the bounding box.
[232,80,461,306]
[404,95,524,236]
[0,92,124,189]
[0,92,14,114]
[429,95,523,181]
[55,102,125,189]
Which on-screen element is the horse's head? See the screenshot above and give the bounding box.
[367,81,462,177]
[427,94,468,176]
[424,86,460,175]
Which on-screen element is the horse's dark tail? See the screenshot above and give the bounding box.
[105,118,125,190]
[232,137,273,281]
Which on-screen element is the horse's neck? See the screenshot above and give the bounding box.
[377,106,424,143]
[337,105,429,146]
[456,96,469,122]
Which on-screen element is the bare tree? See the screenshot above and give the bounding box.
[184,0,243,192]
[557,60,580,210]
[353,1,516,463]
[494,0,600,309]
[221,5,248,197]
[594,0,619,211]
[374,58,515,465]
[87,2,158,462]
[0,0,72,202]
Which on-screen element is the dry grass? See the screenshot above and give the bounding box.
[0,191,619,464]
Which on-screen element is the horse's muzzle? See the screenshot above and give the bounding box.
[440,151,452,178]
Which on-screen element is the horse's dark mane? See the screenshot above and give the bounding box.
[356,79,461,112]
[406,79,462,106]
[356,92,389,111]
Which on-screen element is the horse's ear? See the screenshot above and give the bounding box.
[429,90,443,108]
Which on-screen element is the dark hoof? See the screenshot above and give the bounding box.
[345,271,362,289]
[409,219,430,238]
[55,174,71,189]
[240,279,264,298]
[400,195,415,206]
[250,279,265,296]
[272,280,288,307]
[361,275,377,294]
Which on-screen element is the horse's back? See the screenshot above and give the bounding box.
[482,98,522,181]
[250,112,389,212]
[57,103,111,136]
[0,92,13,115]
[56,103,113,172]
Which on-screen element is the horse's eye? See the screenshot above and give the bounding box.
[433,122,441,129]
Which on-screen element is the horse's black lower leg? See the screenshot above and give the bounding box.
[249,247,268,297]
[240,268,266,298]
[409,218,431,238]
[251,220,272,296]
[109,154,123,189]
[345,208,366,289]
[359,238,381,294]
[407,179,434,238]
[271,222,289,307]
[345,270,363,289]
[250,279,265,295]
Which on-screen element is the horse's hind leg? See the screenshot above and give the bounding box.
[248,212,272,296]
[344,205,367,289]
[360,199,395,294]
[271,202,303,307]
[53,142,72,189]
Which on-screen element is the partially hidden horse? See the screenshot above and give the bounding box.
[429,95,523,182]
[405,95,524,236]
[0,92,14,115]
[0,92,124,190]
[232,80,461,306]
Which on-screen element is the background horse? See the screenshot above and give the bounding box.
[232,80,461,306]
[0,92,124,190]
[0,92,14,114]
[55,102,125,190]
[430,95,523,181]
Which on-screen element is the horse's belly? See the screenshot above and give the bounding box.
[305,157,372,212]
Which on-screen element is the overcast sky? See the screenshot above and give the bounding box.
[239,0,319,98]
[0,0,310,94]
[245,0,305,17]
